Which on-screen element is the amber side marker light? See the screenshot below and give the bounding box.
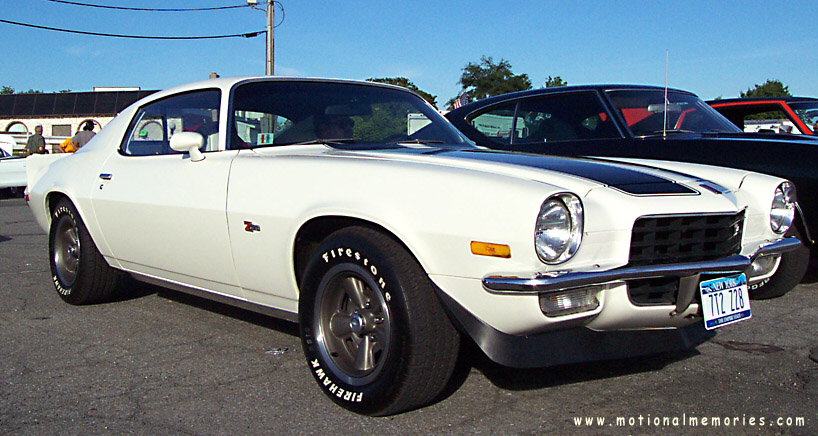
[470,241,511,258]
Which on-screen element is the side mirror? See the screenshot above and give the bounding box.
[170,132,205,162]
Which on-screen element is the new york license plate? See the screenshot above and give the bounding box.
[699,273,751,330]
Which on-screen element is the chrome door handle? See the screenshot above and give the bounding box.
[99,173,113,180]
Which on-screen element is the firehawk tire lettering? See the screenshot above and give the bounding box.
[299,227,459,415]
[310,359,364,403]
[51,206,73,297]
[48,199,122,305]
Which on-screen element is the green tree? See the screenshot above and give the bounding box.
[740,79,791,98]
[1,86,65,94]
[447,56,532,109]
[544,76,567,88]
[739,79,792,122]
[351,102,409,141]
[367,77,437,108]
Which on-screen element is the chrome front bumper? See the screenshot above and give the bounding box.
[483,238,802,295]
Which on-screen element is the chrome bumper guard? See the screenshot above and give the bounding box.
[483,238,802,295]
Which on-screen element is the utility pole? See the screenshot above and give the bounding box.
[248,0,274,75]
[266,0,274,75]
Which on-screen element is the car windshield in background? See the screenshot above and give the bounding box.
[789,101,818,133]
[606,90,740,137]
[230,81,470,149]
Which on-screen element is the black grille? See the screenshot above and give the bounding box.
[628,277,679,306]
[628,212,744,267]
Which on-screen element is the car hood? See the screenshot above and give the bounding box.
[335,146,722,196]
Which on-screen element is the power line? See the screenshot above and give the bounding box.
[44,0,249,12]
[0,19,264,39]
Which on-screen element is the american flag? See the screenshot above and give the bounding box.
[452,91,470,109]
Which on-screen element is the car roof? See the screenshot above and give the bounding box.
[134,76,417,108]
[448,84,697,115]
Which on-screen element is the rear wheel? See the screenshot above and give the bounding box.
[49,198,122,304]
[299,226,459,415]
[749,227,809,300]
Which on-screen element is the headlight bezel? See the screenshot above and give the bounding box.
[535,193,584,264]
[770,182,795,235]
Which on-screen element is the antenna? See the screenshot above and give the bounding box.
[663,50,668,140]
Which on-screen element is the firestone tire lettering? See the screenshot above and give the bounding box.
[298,226,459,416]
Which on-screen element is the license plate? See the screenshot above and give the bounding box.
[699,273,751,330]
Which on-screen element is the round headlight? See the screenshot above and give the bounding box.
[770,182,795,234]
[535,194,583,264]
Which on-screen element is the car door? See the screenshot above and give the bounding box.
[90,89,244,298]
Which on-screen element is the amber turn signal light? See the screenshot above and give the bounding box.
[470,241,511,258]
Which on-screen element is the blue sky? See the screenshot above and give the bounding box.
[1,0,816,106]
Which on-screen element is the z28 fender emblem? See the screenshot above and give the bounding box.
[244,221,261,232]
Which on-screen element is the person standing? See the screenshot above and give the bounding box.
[25,125,48,155]
[71,121,96,150]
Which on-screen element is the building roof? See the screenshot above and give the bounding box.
[0,89,157,118]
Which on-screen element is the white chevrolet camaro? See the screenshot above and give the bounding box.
[25,77,803,415]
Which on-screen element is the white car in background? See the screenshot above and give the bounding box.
[0,133,16,156]
[25,77,803,415]
[0,145,26,196]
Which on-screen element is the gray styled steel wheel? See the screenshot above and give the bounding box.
[52,213,80,287]
[48,198,121,305]
[299,226,460,415]
[315,263,391,385]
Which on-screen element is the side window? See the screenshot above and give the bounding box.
[468,103,517,144]
[514,92,620,143]
[737,107,797,134]
[793,107,818,133]
[122,90,221,156]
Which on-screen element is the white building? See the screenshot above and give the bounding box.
[0,88,156,154]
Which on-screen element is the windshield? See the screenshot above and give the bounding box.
[605,89,740,136]
[789,102,818,133]
[230,81,470,149]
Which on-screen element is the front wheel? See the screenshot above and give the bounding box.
[49,198,122,304]
[299,226,460,415]
[749,227,809,300]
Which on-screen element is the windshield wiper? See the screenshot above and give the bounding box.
[386,138,445,145]
[288,138,358,146]
[280,138,449,151]
[647,129,695,136]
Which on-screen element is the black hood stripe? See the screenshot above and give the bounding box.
[441,150,698,195]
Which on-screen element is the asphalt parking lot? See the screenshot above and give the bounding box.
[1,197,817,435]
